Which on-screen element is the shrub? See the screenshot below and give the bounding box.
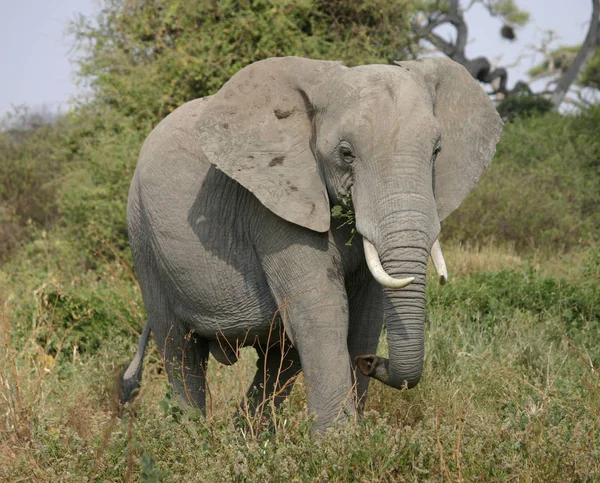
[496,91,554,121]
[72,0,416,125]
[0,109,73,261]
[427,246,600,357]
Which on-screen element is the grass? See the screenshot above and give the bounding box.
[1,242,598,481]
[3,5,599,478]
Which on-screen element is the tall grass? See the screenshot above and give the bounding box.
[1,242,598,481]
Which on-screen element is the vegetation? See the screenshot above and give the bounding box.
[528,44,600,91]
[72,0,415,124]
[443,104,600,251]
[2,245,598,481]
[496,91,554,121]
[1,0,599,481]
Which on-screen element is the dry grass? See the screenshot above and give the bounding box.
[1,241,599,481]
[435,243,523,277]
[429,242,599,281]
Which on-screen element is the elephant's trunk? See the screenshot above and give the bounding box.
[356,229,430,390]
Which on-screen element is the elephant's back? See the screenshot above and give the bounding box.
[135,96,213,177]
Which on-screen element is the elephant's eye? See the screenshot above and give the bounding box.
[339,144,355,164]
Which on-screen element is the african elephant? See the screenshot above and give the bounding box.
[119,56,502,432]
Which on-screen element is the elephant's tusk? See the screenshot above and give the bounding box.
[430,239,448,285]
[363,238,414,289]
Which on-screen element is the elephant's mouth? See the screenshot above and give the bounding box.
[363,235,449,287]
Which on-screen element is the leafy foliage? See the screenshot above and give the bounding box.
[0,108,73,260]
[331,196,357,246]
[527,45,580,78]
[580,46,600,89]
[72,0,415,125]
[528,45,600,91]
[414,0,529,26]
[482,0,529,26]
[496,91,554,121]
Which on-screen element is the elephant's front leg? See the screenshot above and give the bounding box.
[346,274,383,410]
[259,235,356,432]
[284,290,355,431]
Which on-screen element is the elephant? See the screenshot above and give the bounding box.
[119,56,502,432]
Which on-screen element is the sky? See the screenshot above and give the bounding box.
[459,0,592,90]
[0,0,96,118]
[0,1,594,118]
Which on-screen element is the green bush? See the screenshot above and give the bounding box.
[496,91,554,121]
[55,108,149,262]
[73,0,415,125]
[5,262,143,358]
[427,247,600,356]
[0,109,74,260]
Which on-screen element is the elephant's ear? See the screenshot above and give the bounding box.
[395,57,503,222]
[196,57,345,233]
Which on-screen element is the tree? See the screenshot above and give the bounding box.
[413,0,600,110]
[412,0,529,95]
[527,0,600,108]
[72,0,417,124]
[0,106,71,261]
[550,0,600,107]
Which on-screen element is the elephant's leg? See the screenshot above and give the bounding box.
[256,221,356,431]
[153,321,210,412]
[239,343,302,422]
[284,298,356,431]
[347,275,383,411]
[263,274,355,430]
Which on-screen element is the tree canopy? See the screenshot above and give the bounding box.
[2,0,600,262]
[72,0,416,124]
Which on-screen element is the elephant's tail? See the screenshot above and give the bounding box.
[118,320,152,413]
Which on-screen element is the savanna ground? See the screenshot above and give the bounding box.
[1,242,599,481]
[1,1,600,481]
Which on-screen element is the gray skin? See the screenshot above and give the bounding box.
[120,56,502,432]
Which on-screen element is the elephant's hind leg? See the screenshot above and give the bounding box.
[154,322,210,413]
[239,343,302,425]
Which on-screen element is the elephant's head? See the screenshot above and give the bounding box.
[197,56,502,390]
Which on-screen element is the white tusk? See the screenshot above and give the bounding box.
[430,239,448,285]
[363,238,414,289]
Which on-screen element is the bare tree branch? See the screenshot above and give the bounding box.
[411,0,598,108]
[526,31,562,83]
[551,0,600,108]
[412,0,509,94]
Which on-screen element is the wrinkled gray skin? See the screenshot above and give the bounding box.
[120,56,502,432]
